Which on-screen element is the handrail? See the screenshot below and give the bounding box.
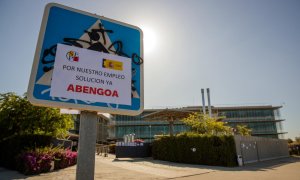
[96,144,109,157]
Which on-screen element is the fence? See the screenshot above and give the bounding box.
[234,135,289,165]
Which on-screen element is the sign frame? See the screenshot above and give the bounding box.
[27,3,144,115]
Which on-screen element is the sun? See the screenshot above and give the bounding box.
[142,27,157,54]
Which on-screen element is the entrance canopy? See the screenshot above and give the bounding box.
[142,109,193,136]
[142,109,193,121]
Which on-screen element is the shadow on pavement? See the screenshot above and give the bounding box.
[238,156,300,171]
[0,167,29,180]
[112,156,300,172]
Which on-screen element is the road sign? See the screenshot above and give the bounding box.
[28,3,144,115]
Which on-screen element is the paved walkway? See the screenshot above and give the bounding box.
[0,155,299,180]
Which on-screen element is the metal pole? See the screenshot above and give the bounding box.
[201,89,206,114]
[149,125,152,142]
[76,111,98,180]
[207,88,212,117]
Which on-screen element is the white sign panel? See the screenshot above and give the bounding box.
[50,44,131,105]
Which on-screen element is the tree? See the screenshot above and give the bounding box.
[236,125,252,136]
[0,92,73,141]
[295,136,300,143]
[182,112,232,135]
[287,138,293,144]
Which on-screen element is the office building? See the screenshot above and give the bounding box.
[109,105,285,141]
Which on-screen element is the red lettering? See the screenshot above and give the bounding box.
[97,88,103,95]
[66,84,119,98]
[83,86,89,93]
[76,85,82,92]
[67,84,74,92]
[90,87,96,94]
[104,89,112,96]
[112,90,119,97]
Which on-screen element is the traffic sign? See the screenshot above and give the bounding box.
[28,3,144,115]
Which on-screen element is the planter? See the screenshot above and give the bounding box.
[116,143,151,158]
[50,161,55,171]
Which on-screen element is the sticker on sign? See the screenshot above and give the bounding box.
[50,44,132,105]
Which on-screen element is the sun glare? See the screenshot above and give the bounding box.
[142,27,157,54]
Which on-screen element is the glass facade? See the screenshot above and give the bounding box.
[115,124,188,141]
[219,109,274,119]
[110,106,285,141]
[216,107,285,139]
[112,110,190,142]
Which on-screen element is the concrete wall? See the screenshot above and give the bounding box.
[234,135,289,164]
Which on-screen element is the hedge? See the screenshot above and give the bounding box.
[0,134,53,169]
[289,144,300,155]
[152,133,237,167]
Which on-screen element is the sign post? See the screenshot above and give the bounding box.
[76,111,98,180]
[27,3,143,180]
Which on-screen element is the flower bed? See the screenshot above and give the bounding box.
[16,147,77,175]
[54,149,77,169]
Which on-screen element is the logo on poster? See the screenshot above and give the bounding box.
[102,59,123,71]
[66,51,79,62]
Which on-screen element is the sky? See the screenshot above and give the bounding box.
[0,0,299,139]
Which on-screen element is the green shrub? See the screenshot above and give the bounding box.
[152,133,237,167]
[289,144,300,155]
[0,134,52,169]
